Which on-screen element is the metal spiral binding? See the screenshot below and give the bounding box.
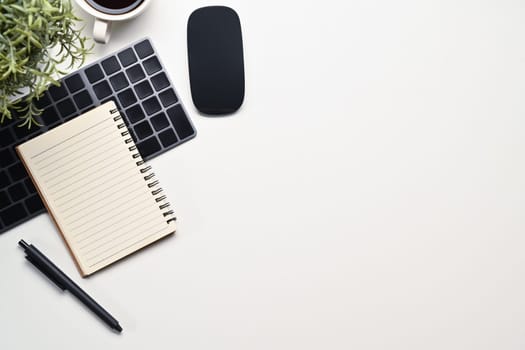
[111,108,176,224]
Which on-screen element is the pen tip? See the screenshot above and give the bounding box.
[114,323,123,333]
[18,240,29,249]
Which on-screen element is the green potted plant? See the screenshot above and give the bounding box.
[0,0,91,128]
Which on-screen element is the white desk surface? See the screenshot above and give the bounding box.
[1,1,525,349]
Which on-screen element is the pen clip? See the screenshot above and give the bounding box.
[26,255,66,291]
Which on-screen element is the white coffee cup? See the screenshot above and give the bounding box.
[74,0,151,44]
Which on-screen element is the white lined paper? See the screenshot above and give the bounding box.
[17,102,175,276]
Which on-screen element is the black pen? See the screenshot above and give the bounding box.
[18,240,122,333]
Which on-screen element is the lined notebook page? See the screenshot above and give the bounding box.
[17,101,175,276]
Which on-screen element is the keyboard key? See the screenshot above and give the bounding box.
[101,56,121,75]
[63,114,79,122]
[151,72,170,91]
[93,80,112,99]
[159,129,178,147]
[8,182,27,201]
[8,162,25,182]
[135,40,154,58]
[34,92,52,109]
[102,98,122,112]
[13,123,38,139]
[85,64,104,83]
[134,80,153,99]
[158,88,178,107]
[110,72,129,92]
[126,105,146,123]
[0,148,15,168]
[151,112,169,131]
[0,190,10,208]
[0,203,27,226]
[167,105,195,139]
[24,178,36,194]
[137,136,161,158]
[118,48,138,67]
[0,171,9,187]
[118,89,137,108]
[25,194,44,214]
[48,84,68,100]
[57,98,76,118]
[126,64,146,83]
[134,120,153,140]
[41,105,60,126]
[142,96,161,115]
[65,74,85,93]
[143,56,162,75]
[0,128,14,147]
[73,90,93,110]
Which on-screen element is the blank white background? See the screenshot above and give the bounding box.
[1,0,524,349]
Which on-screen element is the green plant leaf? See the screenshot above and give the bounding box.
[0,0,92,128]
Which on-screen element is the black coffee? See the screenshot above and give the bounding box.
[86,0,144,15]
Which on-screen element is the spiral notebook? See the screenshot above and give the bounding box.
[16,101,176,276]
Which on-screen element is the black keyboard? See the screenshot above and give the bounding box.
[0,38,196,234]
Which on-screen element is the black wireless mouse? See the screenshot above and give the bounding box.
[187,6,245,115]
